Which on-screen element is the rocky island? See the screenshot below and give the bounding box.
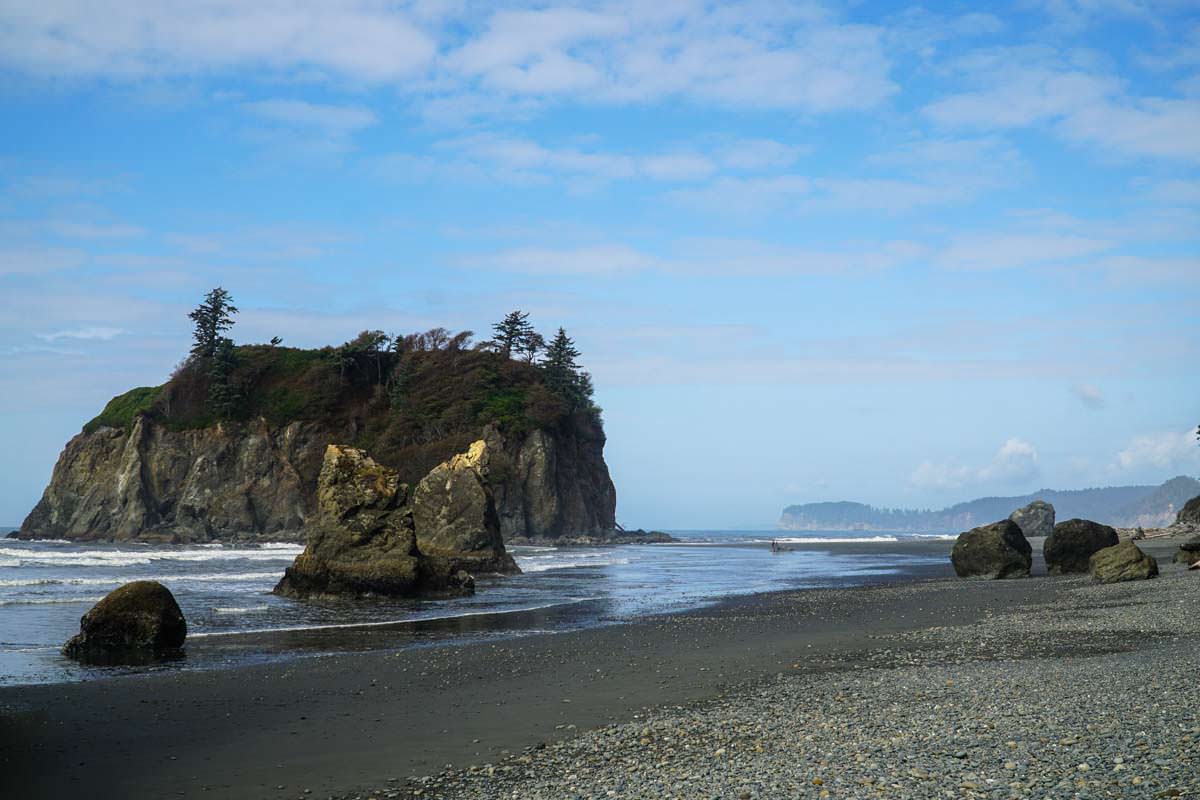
[18,295,639,547]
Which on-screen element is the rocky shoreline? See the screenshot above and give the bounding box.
[339,537,1199,800]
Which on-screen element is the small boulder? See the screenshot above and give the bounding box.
[951,519,1032,579]
[63,581,186,664]
[1089,541,1158,584]
[1173,535,1200,566]
[1044,519,1119,574]
[1009,500,1055,539]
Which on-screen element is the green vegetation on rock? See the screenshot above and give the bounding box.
[83,386,163,434]
[81,295,601,487]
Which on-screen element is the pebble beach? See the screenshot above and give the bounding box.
[346,537,1199,800]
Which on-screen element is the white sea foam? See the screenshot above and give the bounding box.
[212,605,271,615]
[0,596,103,606]
[513,551,632,573]
[0,571,280,588]
[0,544,302,568]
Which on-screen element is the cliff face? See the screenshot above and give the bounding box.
[20,414,616,544]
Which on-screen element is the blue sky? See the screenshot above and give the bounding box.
[1,0,1198,529]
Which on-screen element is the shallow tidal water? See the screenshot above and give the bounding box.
[0,531,952,685]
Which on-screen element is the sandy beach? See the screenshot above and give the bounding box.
[1,537,1195,800]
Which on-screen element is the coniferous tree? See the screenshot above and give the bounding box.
[492,310,534,359]
[207,336,240,420]
[188,287,239,360]
[520,330,545,363]
[542,327,587,408]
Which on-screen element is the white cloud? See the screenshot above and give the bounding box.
[0,2,897,118]
[924,47,1200,163]
[458,244,657,276]
[1070,382,1106,409]
[36,327,127,342]
[424,135,806,186]
[43,221,145,240]
[938,232,1115,270]
[0,246,87,275]
[0,1,435,82]
[910,439,1041,491]
[242,100,378,134]
[1114,429,1200,473]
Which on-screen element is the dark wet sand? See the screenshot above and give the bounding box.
[0,538,1181,800]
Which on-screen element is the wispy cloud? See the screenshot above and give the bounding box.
[910,439,1041,491]
[36,327,127,343]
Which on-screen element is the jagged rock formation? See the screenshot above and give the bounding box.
[274,444,512,600]
[20,419,616,544]
[1009,500,1055,539]
[1178,495,1200,526]
[1044,519,1119,574]
[1089,541,1158,584]
[950,520,1032,580]
[413,438,518,575]
[63,581,187,664]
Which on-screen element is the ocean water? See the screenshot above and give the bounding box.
[0,531,953,685]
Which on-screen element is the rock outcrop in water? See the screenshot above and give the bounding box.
[274,444,513,600]
[1009,500,1055,539]
[950,520,1032,579]
[19,335,620,544]
[63,581,187,664]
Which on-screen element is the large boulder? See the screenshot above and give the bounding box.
[1044,519,1119,574]
[1177,495,1200,526]
[951,520,1032,579]
[1089,541,1158,584]
[273,445,475,600]
[412,440,519,575]
[1173,535,1200,565]
[1009,500,1055,539]
[63,581,186,664]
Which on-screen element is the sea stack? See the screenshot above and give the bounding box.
[274,443,515,600]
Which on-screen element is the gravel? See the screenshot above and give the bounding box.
[341,566,1199,800]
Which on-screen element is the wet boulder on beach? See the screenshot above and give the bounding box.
[1044,519,1119,574]
[1089,541,1158,584]
[62,580,187,664]
[951,519,1032,579]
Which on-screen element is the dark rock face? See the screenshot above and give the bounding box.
[20,415,617,545]
[481,422,617,542]
[63,581,186,664]
[274,445,506,600]
[1174,535,1200,565]
[1177,495,1200,526]
[1009,500,1055,539]
[1089,541,1158,584]
[1044,519,1119,574]
[951,520,1032,579]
